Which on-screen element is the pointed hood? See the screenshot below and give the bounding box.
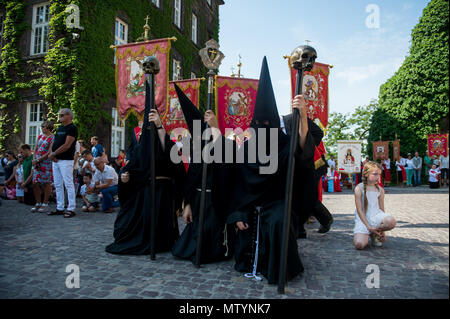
[174,83,206,136]
[251,56,280,129]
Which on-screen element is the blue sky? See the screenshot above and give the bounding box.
[217,0,430,116]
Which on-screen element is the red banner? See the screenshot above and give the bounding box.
[392,140,400,162]
[215,76,259,142]
[290,62,331,130]
[115,39,172,120]
[373,141,389,160]
[164,79,202,136]
[428,134,448,157]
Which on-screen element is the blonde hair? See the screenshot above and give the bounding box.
[361,161,382,213]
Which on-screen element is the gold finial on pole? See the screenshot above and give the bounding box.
[144,15,150,40]
[231,66,236,77]
[237,54,242,78]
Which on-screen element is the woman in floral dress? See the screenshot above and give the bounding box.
[31,121,55,213]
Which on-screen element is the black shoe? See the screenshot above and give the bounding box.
[318,217,334,234]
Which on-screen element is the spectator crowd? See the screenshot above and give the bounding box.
[0,108,127,216]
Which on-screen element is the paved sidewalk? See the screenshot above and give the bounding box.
[0,188,448,299]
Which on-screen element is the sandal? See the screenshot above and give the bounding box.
[47,209,65,216]
[63,211,76,218]
[31,203,41,213]
[38,203,48,213]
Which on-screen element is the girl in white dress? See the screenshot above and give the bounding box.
[354,161,397,249]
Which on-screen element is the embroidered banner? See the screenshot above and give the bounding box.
[215,76,259,143]
[373,141,389,160]
[392,140,400,162]
[290,62,331,131]
[337,140,362,174]
[428,134,448,157]
[164,79,202,136]
[115,39,171,120]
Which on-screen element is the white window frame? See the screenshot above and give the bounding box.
[191,13,198,44]
[26,102,45,149]
[173,59,181,81]
[191,72,197,79]
[152,0,160,8]
[31,2,50,56]
[114,17,128,64]
[111,108,125,158]
[207,0,212,7]
[174,0,181,28]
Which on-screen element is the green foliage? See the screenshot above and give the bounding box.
[375,0,449,146]
[1,0,219,148]
[0,0,28,150]
[324,100,378,158]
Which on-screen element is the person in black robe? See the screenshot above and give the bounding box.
[105,95,185,255]
[282,115,334,237]
[171,84,235,264]
[225,57,316,284]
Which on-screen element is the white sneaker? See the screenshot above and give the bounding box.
[370,234,383,247]
[38,203,48,213]
[31,203,41,212]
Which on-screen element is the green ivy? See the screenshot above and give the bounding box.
[1,0,219,149]
[0,0,29,150]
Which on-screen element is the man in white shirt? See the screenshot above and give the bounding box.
[93,157,119,213]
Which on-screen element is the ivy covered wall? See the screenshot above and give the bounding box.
[0,0,221,152]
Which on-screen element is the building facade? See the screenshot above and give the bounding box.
[0,0,224,158]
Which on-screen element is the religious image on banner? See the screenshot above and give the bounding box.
[337,141,362,174]
[115,38,172,120]
[215,76,259,144]
[164,79,201,136]
[428,134,449,157]
[373,141,389,160]
[290,62,331,131]
[392,140,400,162]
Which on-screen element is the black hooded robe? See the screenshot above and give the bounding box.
[105,131,185,255]
[226,124,316,284]
[225,56,318,284]
[171,83,235,264]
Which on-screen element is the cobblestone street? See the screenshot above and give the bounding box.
[0,186,448,299]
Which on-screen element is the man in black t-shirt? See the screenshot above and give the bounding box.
[48,108,78,218]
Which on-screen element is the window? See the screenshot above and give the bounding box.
[31,3,50,55]
[173,59,181,81]
[174,0,181,28]
[26,102,45,149]
[152,0,160,8]
[114,17,128,63]
[191,72,197,79]
[191,14,197,44]
[111,108,125,158]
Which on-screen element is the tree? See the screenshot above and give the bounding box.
[324,100,378,158]
[376,0,449,142]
